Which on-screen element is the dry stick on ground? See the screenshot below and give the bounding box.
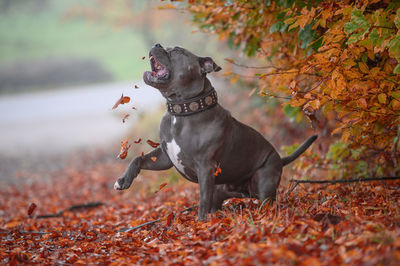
[288,176,400,193]
[36,202,105,219]
[0,202,106,236]
[118,205,197,233]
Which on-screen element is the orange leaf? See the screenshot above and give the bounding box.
[214,164,222,176]
[224,58,235,64]
[159,182,167,190]
[221,70,232,77]
[157,3,176,9]
[358,62,369,74]
[112,94,131,110]
[289,98,307,107]
[377,93,387,104]
[357,98,367,109]
[146,139,160,148]
[341,128,351,142]
[117,138,131,159]
[230,75,240,84]
[155,182,168,193]
[151,157,157,162]
[391,99,400,111]
[309,99,321,110]
[5,221,20,228]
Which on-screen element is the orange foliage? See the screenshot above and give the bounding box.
[186,0,400,176]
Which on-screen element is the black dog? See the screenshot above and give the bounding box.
[114,44,317,220]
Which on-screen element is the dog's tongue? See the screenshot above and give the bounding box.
[156,68,167,77]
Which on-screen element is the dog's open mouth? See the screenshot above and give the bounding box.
[143,53,170,87]
[150,55,169,79]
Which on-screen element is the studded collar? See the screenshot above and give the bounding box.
[166,89,218,116]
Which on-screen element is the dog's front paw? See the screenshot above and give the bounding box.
[114,176,132,190]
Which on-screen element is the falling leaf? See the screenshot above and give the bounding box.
[214,164,222,176]
[134,85,139,89]
[146,139,160,148]
[142,56,146,60]
[248,87,257,97]
[134,138,142,144]
[117,138,131,159]
[230,75,240,84]
[27,203,37,216]
[154,182,168,193]
[112,94,131,110]
[122,114,130,123]
[224,58,235,64]
[157,3,176,9]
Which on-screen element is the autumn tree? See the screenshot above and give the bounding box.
[180,0,400,178]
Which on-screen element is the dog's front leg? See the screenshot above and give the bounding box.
[114,147,173,190]
[197,166,215,221]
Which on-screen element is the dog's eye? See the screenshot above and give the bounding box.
[172,47,185,54]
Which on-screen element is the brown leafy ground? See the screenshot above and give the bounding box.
[1,152,400,265]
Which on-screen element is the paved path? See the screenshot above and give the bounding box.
[0,81,164,155]
[0,81,164,182]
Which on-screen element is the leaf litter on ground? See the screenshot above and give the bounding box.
[1,152,400,264]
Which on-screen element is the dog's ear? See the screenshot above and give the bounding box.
[199,57,222,74]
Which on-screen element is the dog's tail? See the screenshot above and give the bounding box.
[281,135,318,166]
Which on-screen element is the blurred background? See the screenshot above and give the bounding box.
[0,0,304,186]
[0,0,229,183]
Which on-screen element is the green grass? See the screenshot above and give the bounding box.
[0,5,149,81]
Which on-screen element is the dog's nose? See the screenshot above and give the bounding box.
[153,43,163,49]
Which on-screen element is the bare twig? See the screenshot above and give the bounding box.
[118,205,197,233]
[289,176,400,185]
[36,202,105,219]
[261,92,291,100]
[0,230,53,235]
[225,59,288,71]
[119,219,162,233]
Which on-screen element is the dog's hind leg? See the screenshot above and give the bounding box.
[250,153,283,204]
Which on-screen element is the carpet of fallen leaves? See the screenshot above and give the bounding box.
[1,152,400,265]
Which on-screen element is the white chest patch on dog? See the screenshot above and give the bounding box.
[166,139,185,174]
[172,117,177,125]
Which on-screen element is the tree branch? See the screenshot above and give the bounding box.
[225,58,288,71]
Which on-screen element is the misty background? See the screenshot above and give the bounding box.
[0,0,226,183]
